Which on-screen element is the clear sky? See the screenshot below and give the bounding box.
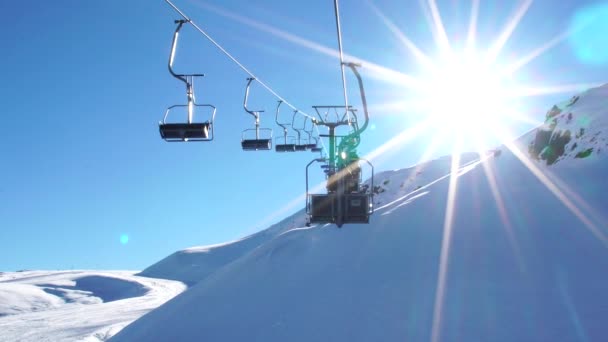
[1,0,607,271]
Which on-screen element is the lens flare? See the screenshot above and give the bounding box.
[569,3,608,65]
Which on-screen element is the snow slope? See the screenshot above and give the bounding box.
[138,152,483,287]
[0,271,185,341]
[113,84,608,342]
[112,84,608,342]
[137,214,309,286]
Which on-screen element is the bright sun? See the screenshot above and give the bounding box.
[417,52,514,146]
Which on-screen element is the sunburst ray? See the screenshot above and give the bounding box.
[367,0,436,71]
[431,141,462,342]
[500,137,608,247]
[466,0,480,52]
[475,130,527,273]
[486,0,534,63]
[426,0,452,56]
[195,1,423,88]
[502,30,571,75]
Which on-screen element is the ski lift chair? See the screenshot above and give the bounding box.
[242,78,272,151]
[274,137,296,152]
[159,20,216,142]
[307,138,323,152]
[292,111,309,152]
[160,104,216,141]
[302,117,322,152]
[305,158,374,227]
[274,101,296,152]
[242,129,273,150]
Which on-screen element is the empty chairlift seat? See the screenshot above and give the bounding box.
[159,104,216,142]
[241,78,274,151]
[275,143,296,152]
[159,20,216,143]
[242,138,272,150]
[241,128,273,151]
[274,133,296,152]
[309,194,336,223]
[343,194,371,223]
[308,193,371,224]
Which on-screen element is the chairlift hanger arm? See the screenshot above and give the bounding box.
[334,63,368,156]
[243,77,264,120]
[275,100,290,132]
[302,116,313,141]
[344,62,369,136]
[168,20,204,86]
[292,110,303,141]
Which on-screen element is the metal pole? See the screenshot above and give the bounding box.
[333,0,349,120]
[336,169,344,227]
[328,126,336,170]
[187,79,194,124]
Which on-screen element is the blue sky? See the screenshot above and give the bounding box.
[1,0,607,271]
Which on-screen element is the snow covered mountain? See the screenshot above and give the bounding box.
[110,84,608,342]
[0,271,185,341]
[2,85,605,341]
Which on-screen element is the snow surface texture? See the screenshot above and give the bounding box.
[0,271,185,341]
[112,84,608,342]
[528,85,608,166]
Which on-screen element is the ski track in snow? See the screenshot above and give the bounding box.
[0,271,186,342]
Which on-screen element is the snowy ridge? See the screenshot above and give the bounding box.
[112,86,608,342]
[527,83,608,166]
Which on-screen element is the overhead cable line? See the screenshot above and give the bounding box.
[164,0,316,121]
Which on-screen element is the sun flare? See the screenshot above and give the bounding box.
[417,52,515,145]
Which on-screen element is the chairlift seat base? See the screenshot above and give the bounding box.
[242,139,272,151]
[159,122,211,141]
[276,144,296,152]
